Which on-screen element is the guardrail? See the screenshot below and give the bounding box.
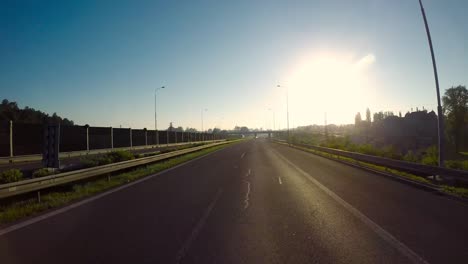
[0,141,232,199]
[275,140,468,180]
[0,140,224,164]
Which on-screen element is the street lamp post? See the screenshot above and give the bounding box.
[418,0,444,167]
[277,85,290,143]
[154,86,165,147]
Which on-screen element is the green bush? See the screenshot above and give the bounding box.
[381,145,402,160]
[355,144,382,156]
[0,169,23,184]
[81,156,112,168]
[421,145,438,166]
[98,156,113,165]
[445,160,468,171]
[32,168,54,178]
[403,150,419,163]
[81,151,134,168]
[107,150,134,162]
[81,157,98,168]
[321,136,350,151]
[421,156,438,166]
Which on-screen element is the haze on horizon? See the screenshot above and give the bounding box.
[1,0,467,130]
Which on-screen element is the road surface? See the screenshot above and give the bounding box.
[0,139,467,263]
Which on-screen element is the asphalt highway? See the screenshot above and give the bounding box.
[0,139,467,263]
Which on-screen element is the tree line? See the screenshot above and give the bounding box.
[0,99,75,126]
[354,85,468,154]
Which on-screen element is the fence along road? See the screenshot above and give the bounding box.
[273,140,468,182]
[0,121,226,164]
[0,140,231,199]
[0,140,225,165]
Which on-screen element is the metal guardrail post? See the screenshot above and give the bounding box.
[145,129,148,146]
[129,128,133,149]
[156,130,159,148]
[9,120,13,158]
[86,125,89,152]
[111,127,113,149]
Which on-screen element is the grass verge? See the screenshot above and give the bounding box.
[0,142,235,225]
[442,186,468,198]
[278,142,468,199]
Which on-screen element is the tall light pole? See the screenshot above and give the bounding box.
[154,86,165,147]
[277,85,289,143]
[418,0,444,167]
[201,108,207,141]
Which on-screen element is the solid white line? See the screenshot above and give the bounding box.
[0,147,229,237]
[271,149,429,264]
[278,177,283,185]
[246,168,251,177]
[243,180,251,210]
[241,152,246,159]
[175,189,223,264]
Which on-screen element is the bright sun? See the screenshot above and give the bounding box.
[285,51,375,124]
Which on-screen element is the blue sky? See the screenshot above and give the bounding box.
[1,0,467,130]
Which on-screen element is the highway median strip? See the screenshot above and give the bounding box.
[0,142,237,225]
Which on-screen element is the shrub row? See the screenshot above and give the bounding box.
[81,150,135,168]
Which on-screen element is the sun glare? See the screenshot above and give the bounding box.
[286,52,375,124]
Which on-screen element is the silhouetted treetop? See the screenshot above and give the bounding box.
[0,99,75,125]
[442,85,468,152]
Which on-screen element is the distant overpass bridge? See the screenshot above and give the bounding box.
[227,130,286,138]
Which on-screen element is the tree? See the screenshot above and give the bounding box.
[354,112,362,127]
[240,126,249,133]
[366,108,371,123]
[373,111,384,123]
[0,99,74,125]
[167,122,174,131]
[364,108,371,143]
[442,85,468,152]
